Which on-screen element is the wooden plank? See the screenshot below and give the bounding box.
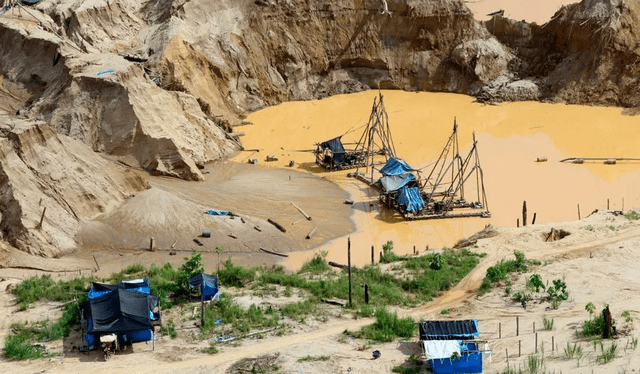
[259,247,289,257]
[292,202,312,220]
[267,218,286,233]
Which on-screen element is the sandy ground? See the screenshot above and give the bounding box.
[1,194,639,373]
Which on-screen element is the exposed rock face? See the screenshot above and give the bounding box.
[487,0,640,106]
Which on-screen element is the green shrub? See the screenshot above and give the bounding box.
[124,263,145,274]
[622,310,633,323]
[624,210,640,220]
[3,334,52,360]
[298,251,331,274]
[596,342,618,364]
[201,343,219,354]
[477,251,530,296]
[11,275,92,310]
[542,316,554,331]
[380,241,401,263]
[174,250,205,295]
[580,303,615,338]
[160,319,178,339]
[217,258,256,288]
[429,253,443,270]
[527,274,545,293]
[357,307,415,342]
[563,342,583,359]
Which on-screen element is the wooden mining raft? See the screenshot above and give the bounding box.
[314,92,396,171]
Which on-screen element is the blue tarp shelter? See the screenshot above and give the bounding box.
[420,320,483,374]
[84,279,158,350]
[319,137,346,163]
[188,273,221,302]
[397,187,424,212]
[379,174,415,192]
[380,157,414,176]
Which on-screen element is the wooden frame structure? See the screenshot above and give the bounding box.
[314,92,396,172]
[379,120,490,220]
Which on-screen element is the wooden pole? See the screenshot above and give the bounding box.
[519,340,521,357]
[499,323,501,339]
[149,237,154,252]
[93,255,100,271]
[552,336,555,352]
[577,204,581,220]
[291,202,312,221]
[371,245,374,265]
[267,218,287,233]
[523,201,527,226]
[533,322,535,334]
[200,299,204,326]
[607,199,610,210]
[622,197,624,212]
[413,245,416,255]
[516,316,519,336]
[348,237,352,307]
[532,213,537,225]
[305,227,317,239]
[535,332,538,353]
[505,348,509,367]
[517,218,520,228]
[37,207,46,229]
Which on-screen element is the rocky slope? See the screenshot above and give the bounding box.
[0,0,638,261]
[484,0,640,106]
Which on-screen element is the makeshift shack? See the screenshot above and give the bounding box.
[83,279,160,354]
[377,157,425,214]
[188,273,221,302]
[419,320,489,374]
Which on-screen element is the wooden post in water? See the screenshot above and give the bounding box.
[622,197,625,213]
[522,201,527,226]
[532,213,537,225]
[517,218,520,228]
[577,204,581,220]
[348,237,352,308]
[607,199,610,210]
[371,245,374,265]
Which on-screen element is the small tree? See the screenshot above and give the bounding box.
[174,249,205,295]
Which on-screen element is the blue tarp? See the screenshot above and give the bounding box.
[419,320,480,340]
[84,279,156,348]
[379,174,415,192]
[380,157,414,176]
[188,273,220,302]
[428,343,482,374]
[320,137,345,154]
[205,209,230,216]
[397,187,424,213]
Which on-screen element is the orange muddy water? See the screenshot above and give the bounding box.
[234,91,640,269]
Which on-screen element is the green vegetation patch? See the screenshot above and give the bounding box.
[352,307,415,342]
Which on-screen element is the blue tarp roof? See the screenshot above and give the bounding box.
[320,137,345,154]
[397,186,424,213]
[379,174,415,192]
[380,157,414,176]
[419,320,480,340]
